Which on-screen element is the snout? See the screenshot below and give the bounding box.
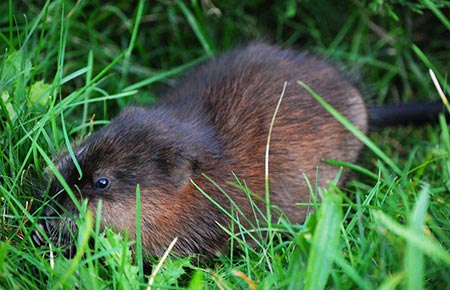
[32,213,78,258]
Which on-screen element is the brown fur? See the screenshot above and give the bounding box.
[35,43,367,257]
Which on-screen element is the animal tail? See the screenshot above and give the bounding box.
[367,101,448,128]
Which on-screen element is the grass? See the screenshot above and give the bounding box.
[1,0,450,289]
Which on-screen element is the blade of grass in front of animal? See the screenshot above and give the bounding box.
[24,128,82,210]
[88,199,103,289]
[52,210,93,290]
[135,184,144,283]
[405,184,430,290]
[74,202,99,290]
[60,109,82,179]
[303,191,343,290]
[192,176,264,249]
[323,158,379,180]
[147,237,179,290]
[231,172,268,227]
[298,81,402,176]
[265,81,287,252]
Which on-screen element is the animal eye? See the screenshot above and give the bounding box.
[94,178,110,190]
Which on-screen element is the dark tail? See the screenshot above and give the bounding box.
[367,101,448,128]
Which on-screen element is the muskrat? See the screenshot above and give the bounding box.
[33,43,444,257]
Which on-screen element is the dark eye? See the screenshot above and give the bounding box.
[94,178,110,190]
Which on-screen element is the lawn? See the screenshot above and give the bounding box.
[1,0,449,289]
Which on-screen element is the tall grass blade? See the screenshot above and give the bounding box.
[123,55,208,92]
[177,0,213,56]
[135,184,144,283]
[422,0,450,31]
[303,191,343,290]
[52,208,93,290]
[374,211,450,266]
[265,81,287,249]
[412,45,449,92]
[405,184,430,290]
[298,81,402,175]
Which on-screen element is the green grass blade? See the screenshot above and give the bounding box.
[67,90,138,107]
[126,0,144,57]
[330,250,372,290]
[52,209,93,290]
[123,55,208,92]
[412,44,450,92]
[440,113,450,153]
[298,81,402,176]
[82,50,94,134]
[422,0,450,31]
[60,110,82,179]
[8,0,13,50]
[303,191,343,290]
[177,0,213,56]
[405,184,430,290]
[323,158,379,180]
[265,81,287,252]
[60,67,89,85]
[25,130,82,210]
[378,272,405,290]
[374,210,450,266]
[135,184,144,283]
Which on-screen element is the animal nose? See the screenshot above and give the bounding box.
[32,216,78,258]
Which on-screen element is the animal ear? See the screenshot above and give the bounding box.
[155,146,197,188]
[170,153,197,188]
